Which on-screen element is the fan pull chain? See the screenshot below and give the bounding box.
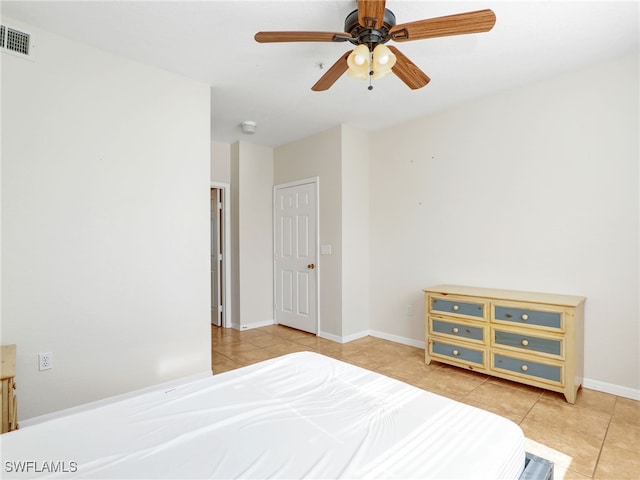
[368,49,374,90]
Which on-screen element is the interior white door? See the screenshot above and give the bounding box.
[274,181,318,334]
[210,188,223,326]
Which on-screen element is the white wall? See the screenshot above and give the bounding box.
[1,20,212,419]
[274,127,343,338]
[230,141,274,329]
[369,52,639,396]
[211,141,231,184]
[341,126,370,339]
[273,125,371,340]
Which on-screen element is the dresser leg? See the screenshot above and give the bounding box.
[564,386,580,404]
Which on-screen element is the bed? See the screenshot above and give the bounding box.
[0,352,550,479]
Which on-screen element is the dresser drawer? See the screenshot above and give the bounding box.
[493,305,562,330]
[431,318,485,343]
[430,340,485,368]
[431,297,486,320]
[492,328,563,359]
[493,353,562,385]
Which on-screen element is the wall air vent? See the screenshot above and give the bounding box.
[1,23,36,60]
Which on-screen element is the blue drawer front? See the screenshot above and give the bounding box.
[494,306,561,329]
[433,319,484,341]
[494,330,561,356]
[432,299,484,318]
[432,341,484,366]
[494,353,561,383]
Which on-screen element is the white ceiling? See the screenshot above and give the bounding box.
[2,1,638,148]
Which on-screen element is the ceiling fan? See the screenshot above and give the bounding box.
[254,0,496,91]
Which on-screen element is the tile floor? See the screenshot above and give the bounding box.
[212,325,640,480]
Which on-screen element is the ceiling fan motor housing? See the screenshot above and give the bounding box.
[344,8,396,49]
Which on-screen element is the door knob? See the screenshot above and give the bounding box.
[307,263,315,269]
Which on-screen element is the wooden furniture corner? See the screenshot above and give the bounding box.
[1,344,18,433]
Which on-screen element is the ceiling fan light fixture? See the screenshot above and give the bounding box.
[347,67,369,80]
[255,3,495,91]
[371,44,396,79]
[347,44,371,80]
[347,44,370,68]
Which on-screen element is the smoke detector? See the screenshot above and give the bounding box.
[241,121,256,134]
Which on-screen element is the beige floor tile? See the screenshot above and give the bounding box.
[369,340,422,357]
[229,348,277,365]
[461,397,525,424]
[321,341,369,357]
[603,421,640,454]
[272,326,316,341]
[520,417,602,477]
[594,441,640,479]
[542,388,617,417]
[234,329,271,341]
[375,356,440,383]
[295,335,339,349]
[313,341,350,357]
[486,375,549,396]
[212,354,243,374]
[553,464,594,480]
[464,381,542,419]
[263,341,312,357]
[612,397,640,428]
[417,364,488,399]
[210,333,242,346]
[212,341,262,356]
[245,334,289,349]
[341,349,398,370]
[524,396,611,441]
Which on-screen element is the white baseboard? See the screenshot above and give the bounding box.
[369,329,425,349]
[318,329,423,347]
[341,330,370,343]
[20,370,213,427]
[318,330,370,344]
[234,319,274,331]
[317,330,344,343]
[583,378,640,401]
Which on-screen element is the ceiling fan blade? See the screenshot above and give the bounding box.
[358,0,386,29]
[390,9,496,42]
[255,31,351,43]
[311,51,351,91]
[388,46,430,90]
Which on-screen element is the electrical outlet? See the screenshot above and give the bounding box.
[406,304,413,316]
[38,352,53,371]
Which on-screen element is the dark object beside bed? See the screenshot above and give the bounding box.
[522,452,554,480]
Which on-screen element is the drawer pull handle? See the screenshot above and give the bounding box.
[521,314,529,320]
[521,365,529,372]
[521,339,529,346]
[452,305,460,311]
[452,350,460,356]
[452,327,459,333]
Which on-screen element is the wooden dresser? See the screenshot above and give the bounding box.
[1,344,18,433]
[424,285,585,403]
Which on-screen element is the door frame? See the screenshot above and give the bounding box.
[211,181,231,328]
[272,177,320,334]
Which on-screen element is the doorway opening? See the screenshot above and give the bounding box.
[211,183,231,328]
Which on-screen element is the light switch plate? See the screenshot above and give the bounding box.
[320,244,332,255]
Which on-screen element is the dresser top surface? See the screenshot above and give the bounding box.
[1,344,17,379]
[424,285,586,307]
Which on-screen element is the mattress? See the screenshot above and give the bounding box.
[0,352,526,479]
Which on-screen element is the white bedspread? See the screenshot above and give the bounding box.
[1,352,525,479]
